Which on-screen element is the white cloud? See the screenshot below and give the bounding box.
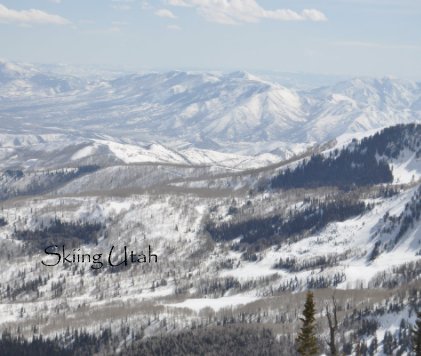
[301,9,328,22]
[168,0,190,6]
[167,0,327,25]
[0,3,70,25]
[110,0,134,11]
[155,9,177,19]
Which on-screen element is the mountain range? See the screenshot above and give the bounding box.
[1,60,420,158]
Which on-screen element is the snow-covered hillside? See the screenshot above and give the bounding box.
[1,61,421,354]
[0,124,419,355]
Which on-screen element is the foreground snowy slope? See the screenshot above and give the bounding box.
[0,124,419,355]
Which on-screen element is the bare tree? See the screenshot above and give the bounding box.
[326,296,338,356]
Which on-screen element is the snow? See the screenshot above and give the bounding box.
[166,295,260,312]
[1,60,421,345]
[390,150,420,184]
[98,140,185,165]
[219,256,281,281]
[1,60,419,155]
[71,144,97,161]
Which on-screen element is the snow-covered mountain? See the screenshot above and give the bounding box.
[0,60,85,97]
[0,131,283,173]
[0,61,420,157]
[301,77,421,142]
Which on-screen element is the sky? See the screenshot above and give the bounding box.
[0,0,420,78]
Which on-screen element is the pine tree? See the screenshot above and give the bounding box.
[368,336,377,356]
[413,311,421,355]
[383,331,393,355]
[296,291,319,356]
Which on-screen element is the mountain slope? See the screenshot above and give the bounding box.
[0,124,419,355]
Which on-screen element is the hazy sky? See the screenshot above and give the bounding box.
[0,0,420,78]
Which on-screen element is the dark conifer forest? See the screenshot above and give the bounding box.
[206,199,368,246]
[14,218,103,251]
[271,124,420,190]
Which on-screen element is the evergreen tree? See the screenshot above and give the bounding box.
[296,291,319,356]
[413,311,421,355]
[368,336,377,356]
[383,331,393,355]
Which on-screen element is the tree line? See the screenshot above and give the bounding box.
[206,198,369,249]
[14,218,103,251]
